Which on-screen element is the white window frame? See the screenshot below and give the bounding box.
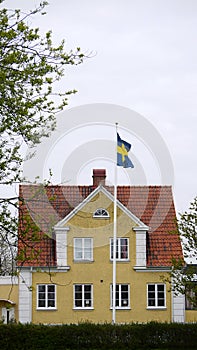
[37,284,56,310]
[110,238,129,261]
[74,238,93,261]
[2,307,15,324]
[147,283,166,309]
[110,284,130,309]
[93,208,110,218]
[73,284,93,309]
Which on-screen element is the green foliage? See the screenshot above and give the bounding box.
[168,196,197,306]
[0,1,85,273]
[0,322,196,349]
[0,1,84,185]
[179,196,197,261]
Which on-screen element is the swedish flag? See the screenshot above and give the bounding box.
[117,133,134,168]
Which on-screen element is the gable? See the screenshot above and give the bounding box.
[54,185,148,230]
[18,182,183,267]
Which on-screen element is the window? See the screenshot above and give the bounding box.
[147,284,166,308]
[93,208,109,218]
[2,307,15,324]
[37,284,56,309]
[110,238,129,260]
[185,284,197,310]
[74,284,93,309]
[111,284,130,309]
[74,238,93,261]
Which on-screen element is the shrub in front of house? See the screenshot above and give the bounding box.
[0,322,196,349]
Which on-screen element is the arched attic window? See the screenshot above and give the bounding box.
[93,208,110,218]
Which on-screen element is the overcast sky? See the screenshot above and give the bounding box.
[3,0,197,213]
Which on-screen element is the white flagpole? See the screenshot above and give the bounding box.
[112,122,118,324]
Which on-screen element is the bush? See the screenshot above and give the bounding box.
[0,322,196,349]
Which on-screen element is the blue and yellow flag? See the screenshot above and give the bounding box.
[117,133,134,168]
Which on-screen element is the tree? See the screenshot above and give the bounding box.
[0,0,85,274]
[170,196,197,307]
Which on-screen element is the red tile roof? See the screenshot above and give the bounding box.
[18,184,183,267]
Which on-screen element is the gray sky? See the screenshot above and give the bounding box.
[3,0,197,213]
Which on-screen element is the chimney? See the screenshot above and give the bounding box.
[92,169,106,187]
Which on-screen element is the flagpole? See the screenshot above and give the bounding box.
[112,122,118,324]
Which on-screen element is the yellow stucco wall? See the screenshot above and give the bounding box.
[32,270,171,324]
[0,280,18,323]
[31,191,172,324]
[185,310,197,323]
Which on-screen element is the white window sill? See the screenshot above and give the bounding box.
[147,307,166,310]
[110,307,131,310]
[73,260,94,263]
[73,307,94,311]
[37,308,57,311]
[110,259,130,263]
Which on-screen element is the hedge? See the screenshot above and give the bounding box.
[0,322,196,350]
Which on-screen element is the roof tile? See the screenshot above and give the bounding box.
[18,184,183,267]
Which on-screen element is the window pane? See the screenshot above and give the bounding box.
[148,292,155,299]
[120,239,128,259]
[84,248,91,259]
[121,285,129,307]
[84,285,91,292]
[157,285,165,306]
[48,285,55,293]
[38,293,45,300]
[116,240,119,259]
[84,239,91,248]
[75,285,82,292]
[48,292,55,299]
[158,291,164,298]
[38,285,46,307]
[84,290,91,299]
[110,240,114,259]
[158,299,165,306]
[121,285,128,292]
[157,284,164,292]
[148,285,155,307]
[75,248,82,259]
[38,300,45,308]
[75,239,82,259]
[110,239,118,259]
[38,285,45,293]
[148,285,155,291]
[148,299,155,307]
[84,285,92,307]
[48,300,55,307]
[75,285,82,307]
[157,285,164,292]
[113,284,119,307]
[75,300,82,307]
[84,239,92,260]
[75,239,82,248]
[121,299,128,307]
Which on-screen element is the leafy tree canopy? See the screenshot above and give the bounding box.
[170,196,197,307]
[0,0,85,273]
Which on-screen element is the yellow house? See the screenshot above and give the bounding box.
[2,169,194,324]
[0,276,18,323]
